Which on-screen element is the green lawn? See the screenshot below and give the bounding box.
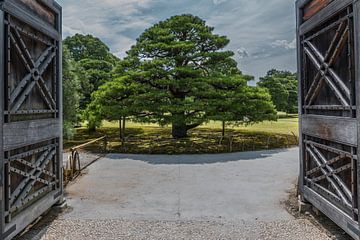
[102,117,299,136]
[66,117,299,154]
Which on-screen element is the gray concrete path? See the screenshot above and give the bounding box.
[65,148,299,221]
[19,148,332,239]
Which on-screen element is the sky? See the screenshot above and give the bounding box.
[57,0,297,82]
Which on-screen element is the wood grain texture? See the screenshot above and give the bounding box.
[303,0,332,20]
[3,119,60,151]
[18,0,55,25]
[302,115,357,146]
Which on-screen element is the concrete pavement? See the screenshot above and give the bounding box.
[64,148,299,221]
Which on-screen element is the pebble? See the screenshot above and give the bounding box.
[20,218,331,240]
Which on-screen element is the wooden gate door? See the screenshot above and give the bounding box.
[0,1,62,239]
[297,0,360,238]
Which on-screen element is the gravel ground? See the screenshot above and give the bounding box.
[16,149,348,239]
[19,218,330,240]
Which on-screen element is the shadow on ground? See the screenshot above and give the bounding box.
[285,186,353,240]
[106,148,290,165]
[14,207,71,240]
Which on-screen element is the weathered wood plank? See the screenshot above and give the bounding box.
[303,0,332,20]
[1,0,60,40]
[299,0,352,35]
[3,119,60,151]
[353,0,360,233]
[18,0,55,25]
[302,115,357,146]
[0,8,5,240]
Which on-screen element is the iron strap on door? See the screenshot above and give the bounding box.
[0,1,62,239]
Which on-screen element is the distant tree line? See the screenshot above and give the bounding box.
[257,69,298,114]
[62,34,118,139]
[62,14,298,140]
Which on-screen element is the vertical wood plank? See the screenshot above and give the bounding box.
[354,0,360,232]
[56,2,64,203]
[296,0,306,202]
[0,9,5,239]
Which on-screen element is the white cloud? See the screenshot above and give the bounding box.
[63,25,83,37]
[271,39,296,50]
[213,0,228,5]
[237,47,249,59]
[58,0,297,79]
[59,0,155,57]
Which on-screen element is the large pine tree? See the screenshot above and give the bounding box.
[92,14,276,138]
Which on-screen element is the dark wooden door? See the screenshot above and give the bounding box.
[297,0,360,238]
[0,1,62,239]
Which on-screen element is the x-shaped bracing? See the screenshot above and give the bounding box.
[303,20,351,107]
[9,24,56,113]
[305,142,353,209]
[9,146,57,211]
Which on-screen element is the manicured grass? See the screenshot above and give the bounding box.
[102,117,299,136]
[65,117,299,154]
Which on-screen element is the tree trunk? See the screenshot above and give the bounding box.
[119,117,127,145]
[122,116,126,140]
[119,118,123,141]
[88,122,96,133]
[222,121,226,137]
[172,123,188,139]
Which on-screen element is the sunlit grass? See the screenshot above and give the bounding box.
[66,116,299,154]
[102,117,299,136]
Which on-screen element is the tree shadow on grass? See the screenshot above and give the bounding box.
[106,148,295,165]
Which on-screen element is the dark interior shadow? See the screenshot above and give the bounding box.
[106,148,296,165]
[286,186,352,240]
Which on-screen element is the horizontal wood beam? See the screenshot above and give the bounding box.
[302,115,357,146]
[1,0,60,40]
[3,119,60,151]
[299,0,352,35]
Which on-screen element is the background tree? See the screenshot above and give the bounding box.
[62,46,81,139]
[78,59,113,109]
[258,69,298,114]
[91,14,276,139]
[64,34,119,131]
[89,75,139,141]
[208,75,277,137]
[63,33,117,63]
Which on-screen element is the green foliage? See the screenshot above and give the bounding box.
[206,75,276,125]
[64,34,119,130]
[63,33,117,63]
[90,75,138,120]
[258,69,298,114]
[62,46,81,139]
[78,59,114,109]
[91,14,276,139]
